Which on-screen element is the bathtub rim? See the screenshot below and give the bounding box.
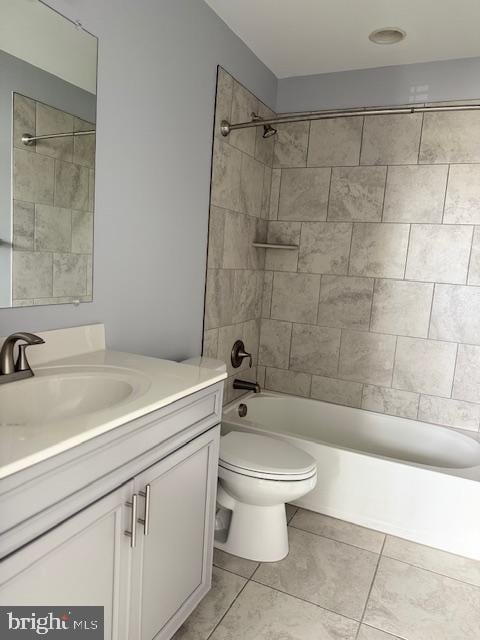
[222,390,480,483]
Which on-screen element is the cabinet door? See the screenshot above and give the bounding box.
[129,427,219,640]
[0,482,133,640]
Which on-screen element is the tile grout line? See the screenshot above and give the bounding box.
[354,537,386,639]
[205,576,250,640]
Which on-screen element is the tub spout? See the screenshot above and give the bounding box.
[233,379,261,394]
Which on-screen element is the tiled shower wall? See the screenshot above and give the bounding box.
[12,93,95,306]
[259,104,480,433]
[203,68,275,402]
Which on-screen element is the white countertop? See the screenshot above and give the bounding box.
[0,349,226,480]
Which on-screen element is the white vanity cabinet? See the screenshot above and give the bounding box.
[0,382,222,640]
[0,482,133,638]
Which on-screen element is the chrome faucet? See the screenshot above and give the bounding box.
[0,332,45,384]
[233,379,261,394]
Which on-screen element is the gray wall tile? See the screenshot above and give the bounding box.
[268,169,281,220]
[35,204,72,253]
[383,165,448,223]
[207,206,225,269]
[430,284,480,345]
[298,222,352,275]
[53,253,89,297]
[240,152,264,216]
[71,211,93,255]
[203,328,219,359]
[290,324,341,376]
[223,211,249,269]
[420,111,480,163]
[229,80,258,156]
[54,161,89,211]
[36,102,74,161]
[271,272,320,323]
[452,344,480,403]
[362,385,419,419]
[73,118,96,168]
[232,270,258,323]
[211,140,242,211]
[328,166,386,222]
[13,251,53,299]
[273,122,309,168]
[310,376,363,408]
[349,223,410,278]
[393,337,457,397]
[14,148,55,205]
[307,116,363,167]
[13,200,34,251]
[405,224,473,284]
[265,221,300,272]
[278,168,331,221]
[339,330,397,386]
[264,367,311,397]
[361,114,422,165]
[13,94,35,150]
[204,268,234,330]
[259,318,292,368]
[418,395,480,431]
[317,275,374,330]
[467,226,480,285]
[371,279,433,338]
[261,270,273,318]
[444,164,480,224]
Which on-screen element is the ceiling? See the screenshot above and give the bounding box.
[205,0,480,78]
[0,0,97,93]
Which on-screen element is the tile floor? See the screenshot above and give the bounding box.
[173,506,480,640]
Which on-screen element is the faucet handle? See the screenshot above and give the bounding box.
[231,340,253,368]
[16,344,34,373]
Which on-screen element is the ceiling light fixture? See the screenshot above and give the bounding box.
[369,27,406,45]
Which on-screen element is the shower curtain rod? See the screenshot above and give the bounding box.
[22,130,95,145]
[220,102,480,137]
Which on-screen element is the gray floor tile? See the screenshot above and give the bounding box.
[213,549,259,579]
[383,536,480,587]
[364,556,480,640]
[357,625,401,640]
[253,526,379,620]
[286,504,298,523]
[172,567,246,640]
[290,510,385,554]
[210,581,358,640]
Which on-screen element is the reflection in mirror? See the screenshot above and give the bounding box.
[0,0,97,308]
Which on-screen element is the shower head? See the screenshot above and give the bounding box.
[263,124,277,138]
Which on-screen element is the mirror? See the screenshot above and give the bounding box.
[0,0,97,308]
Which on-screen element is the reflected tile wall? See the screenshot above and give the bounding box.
[12,93,95,306]
[258,101,480,433]
[203,69,274,403]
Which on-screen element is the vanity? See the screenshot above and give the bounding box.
[0,325,226,640]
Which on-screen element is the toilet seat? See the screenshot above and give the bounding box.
[219,431,316,481]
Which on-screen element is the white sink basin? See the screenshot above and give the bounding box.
[0,365,151,426]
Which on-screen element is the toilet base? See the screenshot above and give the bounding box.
[214,485,289,562]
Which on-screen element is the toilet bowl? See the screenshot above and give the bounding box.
[214,431,317,562]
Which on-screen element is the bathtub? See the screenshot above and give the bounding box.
[222,391,480,561]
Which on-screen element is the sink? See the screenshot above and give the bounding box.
[0,365,151,426]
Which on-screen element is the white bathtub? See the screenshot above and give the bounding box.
[222,392,480,560]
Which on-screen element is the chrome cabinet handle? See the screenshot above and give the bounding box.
[138,484,151,536]
[125,494,138,548]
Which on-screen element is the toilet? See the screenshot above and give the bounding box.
[215,431,317,562]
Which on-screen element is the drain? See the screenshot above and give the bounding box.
[238,403,247,418]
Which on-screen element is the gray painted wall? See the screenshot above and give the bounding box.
[0,0,276,359]
[277,57,480,113]
[0,50,96,308]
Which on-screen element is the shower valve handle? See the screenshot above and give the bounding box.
[231,340,253,368]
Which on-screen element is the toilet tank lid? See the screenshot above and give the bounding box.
[220,431,316,476]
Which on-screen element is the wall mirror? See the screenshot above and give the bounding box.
[0,0,97,308]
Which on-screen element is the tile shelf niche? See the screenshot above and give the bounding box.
[252,242,299,250]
